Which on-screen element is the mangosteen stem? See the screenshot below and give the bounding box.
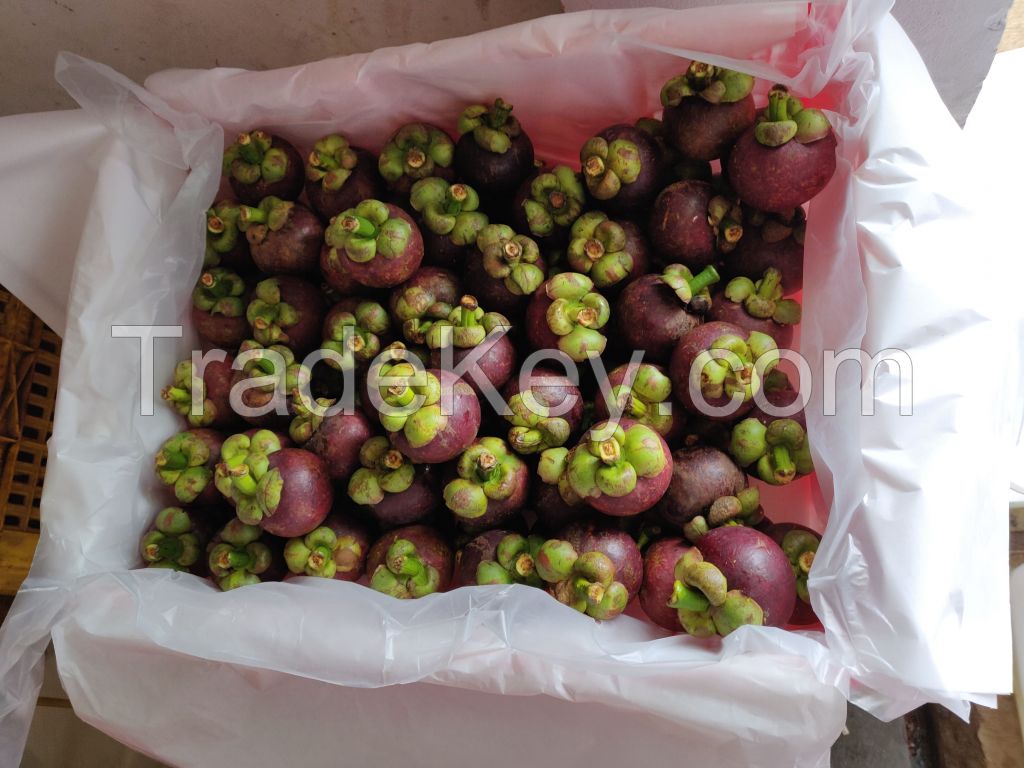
[513,552,535,578]
[688,265,721,295]
[488,98,513,129]
[584,156,605,178]
[163,386,190,404]
[597,439,620,466]
[237,133,264,164]
[475,451,499,483]
[769,89,789,122]
[382,450,405,471]
[772,444,795,475]
[157,450,189,471]
[584,239,605,262]
[757,268,781,299]
[156,537,184,562]
[340,214,377,238]
[460,295,479,327]
[239,205,267,225]
[405,148,426,169]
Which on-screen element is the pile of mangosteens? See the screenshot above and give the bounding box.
[141,61,834,639]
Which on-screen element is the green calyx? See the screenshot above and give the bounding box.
[379,123,454,183]
[246,278,300,346]
[325,199,413,265]
[213,429,284,525]
[722,268,801,325]
[409,177,489,245]
[747,207,806,247]
[162,359,216,428]
[566,211,633,288]
[443,437,525,520]
[521,166,585,237]
[707,195,744,254]
[660,61,755,107]
[238,339,310,397]
[425,295,510,350]
[322,300,390,372]
[505,390,571,454]
[477,533,546,586]
[375,364,447,448]
[782,529,820,603]
[140,507,200,569]
[306,134,360,192]
[543,272,610,362]
[754,85,832,147]
[729,417,813,485]
[223,130,291,185]
[208,519,272,591]
[537,541,628,620]
[692,331,778,404]
[457,97,521,154]
[537,446,584,507]
[660,263,721,314]
[604,364,675,437]
[392,281,456,345]
[370,538,442,599]
[284,525,360,579]
[668,548,764,636]
[193,268,246,317]
[347,436,416,505]
[476,224,544,296]
[154,432,212,504]
[580,136,641,200]
[237,196,295,246]
[288,395,335,445]
[566,422,666,500]
[205,201,243,266]
[682,486,762,542]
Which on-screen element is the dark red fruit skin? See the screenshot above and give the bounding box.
[342,204,424,290]
[530,483,591,534]
[696,525,796,629]
[587,125,664,218]
[186,357,239,430]
[649,180,716,269]
[364,464,440,529]
[640,538,691,631]
[387,267,461,329]
[721,226,804,292]
[751,379,806,430]
[585,418,673,518]
[616,220,652,290]
[389,369,481,464]
[230,367,292,430]
[614,274,702,364]
[501,367,585,438]
[431,333,517,397]
[229,135,305,206]
[669,320,755,421]
[445,454,529,534]
[261,448,333,538]
[764,522,820,627]
[366,524,453,592]
[249,204,324,276]
[559,519,643,599]
[465,252,547,317]
[655,446,746,528]
[726,128,838,213]
[266,275,328,356]
[706,294,795,350]
[172,428,225,508]
[320,242,362,296]
[455,131,535,199]
[192,303,250,351]
[593,363,684,444]
[305,147,384,221]
[421,228,471,270]
[305,410,375,482]
[523,281,565,355]
[663,95,757,162]
[454,529,512,587]
[323,512,373,582]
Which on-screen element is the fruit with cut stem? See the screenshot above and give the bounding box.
[139,507,204,572]
[222,130,304,205]
[466,224,546,315]
[525,272,610,362]
[283,512,372,582]
[565,212,649,291]
[294,407,375,482]
[726,84,838,213]
[155,428,224,507]
[660,61,757,161]
[207,518,276,591]
[459,530,543,586]
[765,522,821,626]
[729,414,813,486]
[639,537,692,630]
[613,264,720,363]
[721,207,805,292]
[649,180,743,269]
[535,540,629,621]
[162,357,238,430]
[426,295,516,396]
[367,524,453,598]
[245,275,326,355]
[594,363,682,443]
[455,98,535,198]
[230,340,311,429]
[564,419,672,517]
[655,445,754,530]
[409,177,489,269]
[388,267,461,346]
[323,200,424,289]
[669,320,778,421]
[580,124,663,217]
[512,165,586,248]
[679,484,764,543]
[238,197,323,275]
[559,518,643,599]
[378,123,456,201]
[348,436,440,527]
[443,437,529,532]
[191,268,250,350]
[304,134,384,220]
[204,200,254,272]
[708,268,800,349]
[501,367,585,455]
[320,298,391,372]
